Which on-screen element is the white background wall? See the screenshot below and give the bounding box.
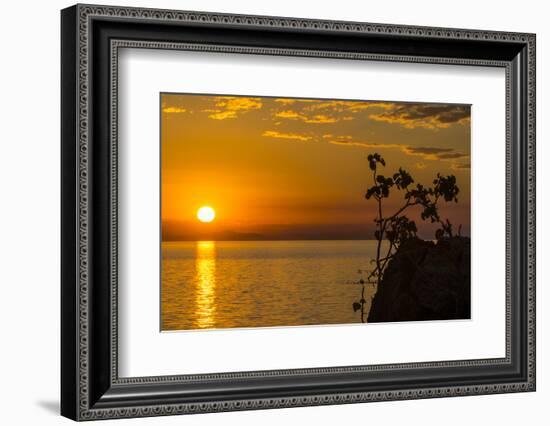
[0,0,546,424]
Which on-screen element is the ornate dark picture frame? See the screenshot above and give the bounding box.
[61,4,536,421]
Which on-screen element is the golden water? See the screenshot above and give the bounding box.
[161,240,378,331]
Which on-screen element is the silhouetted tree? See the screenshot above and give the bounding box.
[353,153,461,322]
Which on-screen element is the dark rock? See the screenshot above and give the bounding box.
[367,237,471,323]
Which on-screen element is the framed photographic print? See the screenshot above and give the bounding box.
[160,93,472,330]
[61,4,536,421]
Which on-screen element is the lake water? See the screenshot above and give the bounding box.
[161,240,379,331]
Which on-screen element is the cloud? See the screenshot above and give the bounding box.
[208,111,239,120]
[262,130,312,141]
[274,110,339,124]
[324,134,469,162]
[206,96,263,120]
[163,106,187,113]
[403,146,468,160]
[327,139,400,150]
[274,98,317,104]
[369,104,470,129]
[275,99,296,105]
[330,141,398,149]
[404,147,454,155]
[271,100,470,129]
[275,110,306,120]
[271,100,394,125]
[323,134,402,149]
[437,152,468,160]
[304,115,338,124]
[304,100,393,113]
[323,134,348,140]
[416,163,427,169]
[451,162,471,170]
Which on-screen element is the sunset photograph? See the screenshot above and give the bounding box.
[160,93,471,331]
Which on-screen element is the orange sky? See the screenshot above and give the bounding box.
[161,93,470,241]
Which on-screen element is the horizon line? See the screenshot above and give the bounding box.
[162,236,470,243]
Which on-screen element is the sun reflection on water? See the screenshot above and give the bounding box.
[194,241,217,329]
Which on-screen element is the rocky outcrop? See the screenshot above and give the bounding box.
[367,237,470,323]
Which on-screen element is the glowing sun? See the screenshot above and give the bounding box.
[197,206,216,223]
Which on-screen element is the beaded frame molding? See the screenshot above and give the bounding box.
[61,4,536,421]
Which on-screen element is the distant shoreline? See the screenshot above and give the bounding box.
[161,238,469,243]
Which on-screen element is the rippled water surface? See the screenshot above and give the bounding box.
[161,240,379,331]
